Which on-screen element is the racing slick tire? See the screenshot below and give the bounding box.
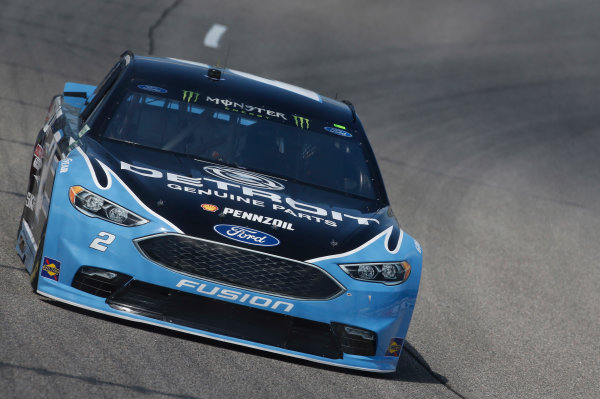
[29,222,46,291]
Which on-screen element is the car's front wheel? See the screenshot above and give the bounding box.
[29,222,47,291]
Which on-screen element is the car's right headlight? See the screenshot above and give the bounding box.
[339,261,411,285]
[69,185,148,227]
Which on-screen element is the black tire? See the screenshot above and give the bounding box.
[30,223,47,291]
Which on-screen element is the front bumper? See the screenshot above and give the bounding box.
[34,160,421,372]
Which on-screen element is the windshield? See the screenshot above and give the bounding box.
[98,87,377,199]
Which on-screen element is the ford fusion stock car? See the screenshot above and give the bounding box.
[16,51,422,372]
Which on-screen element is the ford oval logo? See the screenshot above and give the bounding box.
[324,126,352,137]
[214,224,280,247]
[137,84,168,94]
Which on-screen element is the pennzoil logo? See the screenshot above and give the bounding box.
[293,115,310,129]
[223,207,294,231]
[385,338,404,357]
[41,257,61,281]
[182,90,201,103]
[201,203,219,212]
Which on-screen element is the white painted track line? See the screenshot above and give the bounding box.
[204,23,228,48]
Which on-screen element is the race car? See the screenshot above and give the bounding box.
[16,51,422,372]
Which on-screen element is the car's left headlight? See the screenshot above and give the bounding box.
[69,185,148,226]
[339,261,411,284]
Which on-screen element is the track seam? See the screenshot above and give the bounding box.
[148,0,182,55]
[403,345,467,399]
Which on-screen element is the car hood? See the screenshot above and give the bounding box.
[83,138,397,261]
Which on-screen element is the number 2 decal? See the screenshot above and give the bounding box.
[90,232,115,252]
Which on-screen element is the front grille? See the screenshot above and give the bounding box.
[107,280,343,359]
[135,234,344,300]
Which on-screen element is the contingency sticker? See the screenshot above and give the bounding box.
[201,203,219,212]
[384,338,404,357]
[32,144,45,170]
[41,257,61,281]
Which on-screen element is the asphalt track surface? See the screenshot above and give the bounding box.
[1,1,599,398]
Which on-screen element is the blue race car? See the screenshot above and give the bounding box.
[16,51,422,372]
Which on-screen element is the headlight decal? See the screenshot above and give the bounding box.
[305,226,404,264]
[75,146,112,190]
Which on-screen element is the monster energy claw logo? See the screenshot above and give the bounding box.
[293,115,310,129]
[182,90,201,103]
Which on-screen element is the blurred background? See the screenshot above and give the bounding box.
[1,1,598,397]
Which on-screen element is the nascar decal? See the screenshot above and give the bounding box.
[214,224,280,247]
[33,144,45,170]
[385,338,404,357]
[120,162,379,227]
[41,257,61,281]
[203,165,284,191]
[222,207,294,231]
